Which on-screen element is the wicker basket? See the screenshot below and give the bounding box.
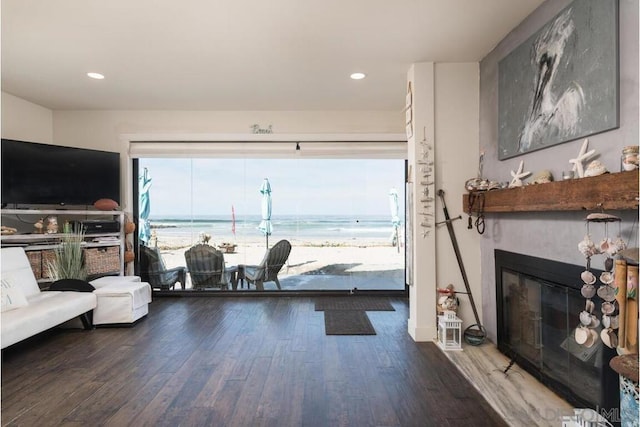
[41,249,57,279]
[84,246,120,276]
[26,251,42,279]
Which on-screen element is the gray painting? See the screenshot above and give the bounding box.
[498,0,618,160]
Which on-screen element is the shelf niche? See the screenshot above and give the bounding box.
[462,170,639,213]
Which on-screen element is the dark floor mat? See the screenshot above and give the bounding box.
[324,310,376,335]
[315,296,395,311]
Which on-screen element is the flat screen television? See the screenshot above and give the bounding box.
[1,139,120,207]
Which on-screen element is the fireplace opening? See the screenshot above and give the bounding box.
[495,250,619,417]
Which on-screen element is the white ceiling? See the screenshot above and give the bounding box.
[1,0,545,111]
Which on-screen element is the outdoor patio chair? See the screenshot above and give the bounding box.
[139,245,187,290]
[184,244,233,290]
[243,239,291,291]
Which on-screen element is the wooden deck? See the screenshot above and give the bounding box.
[1,297,507,426]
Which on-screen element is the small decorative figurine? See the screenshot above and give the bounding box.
[584,160,608,177]
[46,216,58,234]
[508,160,531,188]
[531,169,553,184]
[569,139,596,178]
[437,284,459,315]
[34,218,44,234]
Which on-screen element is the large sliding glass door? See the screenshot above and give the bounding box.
[133,143,406,292]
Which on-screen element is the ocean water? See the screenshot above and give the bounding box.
[148,214,399,243]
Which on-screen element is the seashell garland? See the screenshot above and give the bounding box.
[581,270,596,284]
[578,234,597,258]
[575,213,628,349]
[597,286,617,302]
[581,284,596,299]
[599,271,614,285]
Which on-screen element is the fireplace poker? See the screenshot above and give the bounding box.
[437,189,486,345]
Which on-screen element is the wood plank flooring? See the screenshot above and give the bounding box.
[1,297,507,426]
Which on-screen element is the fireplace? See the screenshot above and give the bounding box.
[495,250,619,415]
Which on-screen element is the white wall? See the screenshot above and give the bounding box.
[1,92,53,143]
[407,63,437,341]
[50,110,404,212]
[52,110,403,152]
[434,63,482,332]
[407,62,481,341]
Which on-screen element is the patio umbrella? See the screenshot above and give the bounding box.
[389,187,401,252]
[139,167,152,245]
[257,178,272,249]
[231,205,236,239]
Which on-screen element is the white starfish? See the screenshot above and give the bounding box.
[509,160,531,188]
[569,139,596,178]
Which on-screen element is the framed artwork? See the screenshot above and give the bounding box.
[498,0,619,160]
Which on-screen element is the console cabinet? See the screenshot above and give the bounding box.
[1,209,125,287]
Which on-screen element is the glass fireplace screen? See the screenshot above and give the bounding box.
[495,249,618,412]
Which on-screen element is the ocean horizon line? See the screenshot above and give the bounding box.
[146,213,402,242]
[149,213,396,221]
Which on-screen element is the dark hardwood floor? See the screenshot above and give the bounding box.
[1,297,507,426]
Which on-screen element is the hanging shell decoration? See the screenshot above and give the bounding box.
[578,234,597,258]
[574,212,628,349]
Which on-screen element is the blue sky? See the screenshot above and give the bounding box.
[139,158,405,218]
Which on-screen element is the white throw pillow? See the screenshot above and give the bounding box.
[1,275,29,312]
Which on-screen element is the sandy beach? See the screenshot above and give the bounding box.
[151,232,405,291]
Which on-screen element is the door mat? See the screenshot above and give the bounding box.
[324,310,376,335]
[315,297,395,312]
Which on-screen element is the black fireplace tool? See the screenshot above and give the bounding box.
[492,349,523,378]
[437,189,486,345]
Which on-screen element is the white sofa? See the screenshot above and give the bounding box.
[1,247,97,349]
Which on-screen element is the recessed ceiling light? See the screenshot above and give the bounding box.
[87,72,105,80]
[350,72,366,80]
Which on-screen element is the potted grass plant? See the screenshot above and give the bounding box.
[45,230,87,281]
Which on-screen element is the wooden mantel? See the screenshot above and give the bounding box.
[462,170,639,213]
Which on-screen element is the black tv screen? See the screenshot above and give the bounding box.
[1,139,120,206]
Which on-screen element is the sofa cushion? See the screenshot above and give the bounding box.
[1,275,29,312]
[1,291,97,349]
[1,248,41,297]
[93,282,152,309]
[49,279,95,292]
[90,276,141,288]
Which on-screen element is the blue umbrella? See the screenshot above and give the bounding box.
[257,178,272,249]
[139,168,152,245]
[389,187,401,252]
